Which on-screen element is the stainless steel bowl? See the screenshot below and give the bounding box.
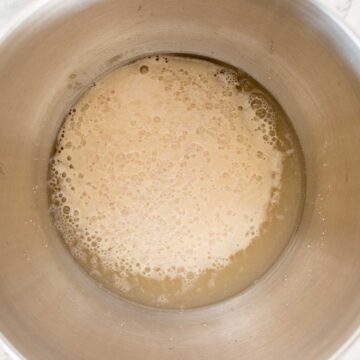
[0,0,359,359]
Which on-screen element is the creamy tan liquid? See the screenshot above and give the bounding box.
[48,55,304,309]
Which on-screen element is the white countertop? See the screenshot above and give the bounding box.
[0,0,359,359]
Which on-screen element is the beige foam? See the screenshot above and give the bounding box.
[49,55,284,287]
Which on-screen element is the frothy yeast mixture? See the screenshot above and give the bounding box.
[48,55,304,308]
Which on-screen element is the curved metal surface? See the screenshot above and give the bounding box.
[0,0,359,359]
